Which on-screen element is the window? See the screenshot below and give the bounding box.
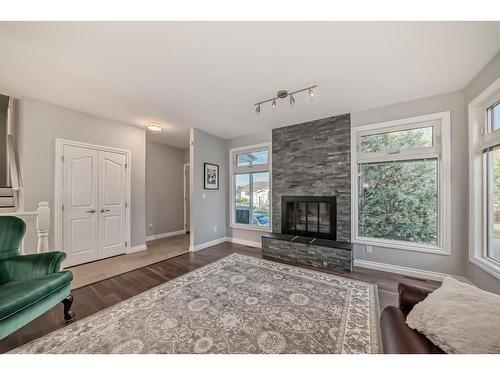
[352,112,451,254]
[486,142,500,263]
[469,79,500,280]
[230,144,271,230]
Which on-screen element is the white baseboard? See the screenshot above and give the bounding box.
[228,237,262,248]
[186,238,472,283]
[189,237,229,252]
[146,229,186,242]
[354,259,470,283]
[188,236,261,252]
[127,244,147,254]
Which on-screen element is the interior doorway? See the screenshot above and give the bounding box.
[55,139,131,267]
[184,163,190,233]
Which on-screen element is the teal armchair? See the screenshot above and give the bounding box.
[0,216,75,340]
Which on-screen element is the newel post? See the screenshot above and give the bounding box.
[36,201,50,253]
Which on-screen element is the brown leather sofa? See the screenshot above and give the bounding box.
[380,283,445,354]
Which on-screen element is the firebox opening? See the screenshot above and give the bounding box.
[281,196,337,240]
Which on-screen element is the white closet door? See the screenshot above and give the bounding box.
[98,150,127,259]
[62,145,99,266]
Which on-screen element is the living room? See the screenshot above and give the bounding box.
[1,2,499,373]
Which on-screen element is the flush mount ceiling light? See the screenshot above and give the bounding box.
[254,85,316,114]
[145,122,164,132]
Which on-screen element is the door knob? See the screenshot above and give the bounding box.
[100,209,110,213]
[86,209,96,213]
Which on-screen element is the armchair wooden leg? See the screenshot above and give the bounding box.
[62,295,76,322]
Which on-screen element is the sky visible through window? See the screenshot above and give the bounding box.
[236,150,268,167]
[491,101,500,131]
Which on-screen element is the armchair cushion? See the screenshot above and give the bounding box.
[0,251,67,284]
[0,271,72,321]
[0,216,26,261]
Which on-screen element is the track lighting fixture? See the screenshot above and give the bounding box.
[254,85,316,113]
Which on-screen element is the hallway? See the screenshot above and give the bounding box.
[67,234,189,289]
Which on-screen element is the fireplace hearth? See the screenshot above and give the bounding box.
[281,196,336,240]
[262,194,352,272]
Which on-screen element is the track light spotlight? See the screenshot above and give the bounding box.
[254,85,316,113]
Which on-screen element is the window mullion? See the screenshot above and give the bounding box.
[481,130,500,151]
[249,172,254,225]
[357,150,439,164]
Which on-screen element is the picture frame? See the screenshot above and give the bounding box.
[204,162,219,190]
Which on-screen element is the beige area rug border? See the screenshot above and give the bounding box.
[11,253,381,354]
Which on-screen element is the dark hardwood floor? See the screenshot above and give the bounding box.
[0,242,440,353]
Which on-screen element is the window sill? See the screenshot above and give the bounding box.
[230,224,271,232]
[469,255,500,280]
[353,237,450,256]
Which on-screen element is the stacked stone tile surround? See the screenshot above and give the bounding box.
[271,113,351,241]
[262,233,353,272]
[263,113,352,272]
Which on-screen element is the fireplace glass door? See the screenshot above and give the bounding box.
[281,196,336,240]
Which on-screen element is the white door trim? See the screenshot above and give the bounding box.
[183,163,189,232]
[55,138,132,257]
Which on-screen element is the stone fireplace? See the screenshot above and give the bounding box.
[271,113,351,241]
[261,113,353,272]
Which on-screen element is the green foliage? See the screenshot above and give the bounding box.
[236,197,249,206]
[361,126,432,153]
[358,128,438,245]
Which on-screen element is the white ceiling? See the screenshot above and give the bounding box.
[1,22,499,148]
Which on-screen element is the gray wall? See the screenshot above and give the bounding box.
[223,52,500,290]
[272,114,351,241]
[146,140,186,238]
[464,51,500,293]
[18,97,146,249]
[0,95,8,186]
[351,90,467,276]
[191,128,227,246]
[225,130,272,244]
[226,90,468,277]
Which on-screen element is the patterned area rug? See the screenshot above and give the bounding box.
[11,254,380,354]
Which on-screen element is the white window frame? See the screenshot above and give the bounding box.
[469,77,500,280]
[229,142,272,231]
[351,111,451,255]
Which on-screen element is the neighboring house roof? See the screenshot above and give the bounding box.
[255,187,269,194]
[236,182,268,193]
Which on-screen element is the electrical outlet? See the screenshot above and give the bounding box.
[365,245,373,254]
[148,223,153,232]
[214,226,218,232]
[202,193,206,200]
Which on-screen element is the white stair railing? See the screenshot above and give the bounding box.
[36,201,50,253]
[6,97,23,212]
[3,95,49,253]
[0,201,51,254]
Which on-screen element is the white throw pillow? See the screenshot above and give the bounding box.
[406,277,500,354]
